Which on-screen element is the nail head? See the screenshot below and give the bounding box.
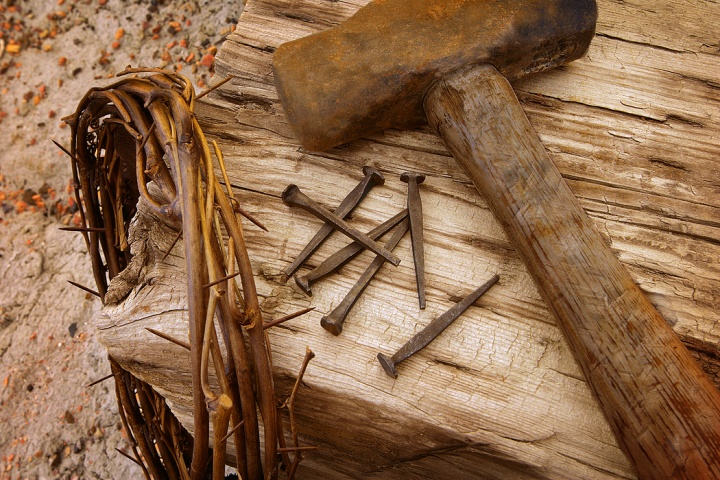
[320,316,343,336]
[400,172,426,184]
[377,353,399,379]
[294,275,312,296]
[362,165,385,186]
[281,184,300,206]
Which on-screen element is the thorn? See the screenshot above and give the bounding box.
[196,75,234,100]
[160,229,182,262]
[230,197,270,232]
[218,420,245,444]
[284,346,315,409]
[146,328,191,351]
[86,372,117,388]
[59,226,105,233]
[203,271,241,289]
[52,140,76,160]
[138,122,156,151]
[67,280,101,298]
[293,347,315,398]
[277,446,320,453]
[115,448,143,467]
[263,307,315,330]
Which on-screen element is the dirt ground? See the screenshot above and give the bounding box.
[0,1,243,478]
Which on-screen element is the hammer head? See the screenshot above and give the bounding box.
[273,0,597,151]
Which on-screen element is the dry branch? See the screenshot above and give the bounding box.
[64,69,313,479]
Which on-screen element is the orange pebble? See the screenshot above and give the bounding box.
[200,54,214,67]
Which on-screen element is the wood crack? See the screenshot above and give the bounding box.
[595,32,688,54]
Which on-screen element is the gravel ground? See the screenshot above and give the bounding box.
[0,1,243,478]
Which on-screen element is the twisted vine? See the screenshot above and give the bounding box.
[62,69,313,480]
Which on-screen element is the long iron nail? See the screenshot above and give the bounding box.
[320,218,410,336]
[377,274,499,378]
[294,208,408,296]
[282,184,401,266]
[401,172,426,309]
[284,166,385,277]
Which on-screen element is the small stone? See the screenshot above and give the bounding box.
[73,439,84,454]
[64,410,75,424]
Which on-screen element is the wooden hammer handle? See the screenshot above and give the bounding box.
[424,64,720,479]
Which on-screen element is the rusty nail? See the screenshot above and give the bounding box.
[401,171,426,309]
[377,274,499,378]
[320,218,409,336]
[282,184,401,266]
[284,166,385,277]
[294,208,408,296]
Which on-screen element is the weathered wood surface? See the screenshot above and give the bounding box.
[99,0,720,478]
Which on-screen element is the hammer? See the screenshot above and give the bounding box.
[272,0,720,477]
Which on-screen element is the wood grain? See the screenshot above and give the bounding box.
[98,0,720,478]
[425,62,720,478]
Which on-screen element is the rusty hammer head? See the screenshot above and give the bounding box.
[273,0,597,151]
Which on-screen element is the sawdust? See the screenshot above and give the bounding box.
[0,1,243,478]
